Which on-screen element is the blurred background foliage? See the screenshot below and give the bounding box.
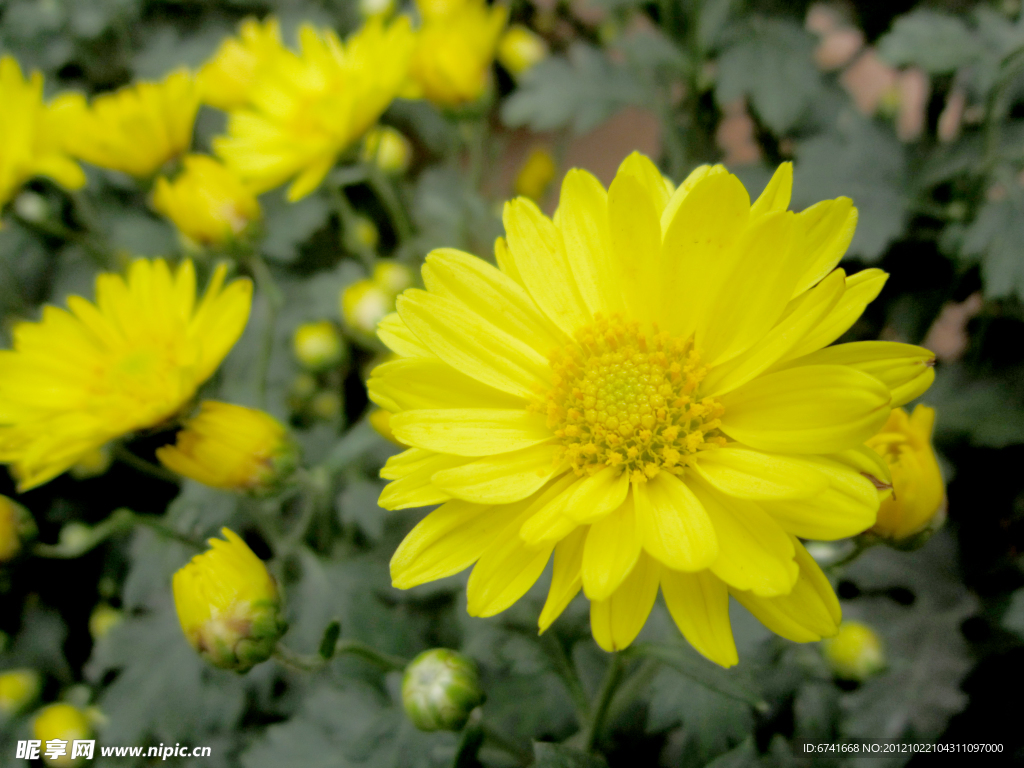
[1,0,1024,766]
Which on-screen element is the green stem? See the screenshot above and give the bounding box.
[273,639,407,673]
[330,185,375,270]
[581,653,625,753]
[13,213,112,268]
[827,538,877,571]
[246,253,284,410]
[480,720,532,764]
[32,508,202,559]
[365,163,413,243]
[114,444,179,484]
[540,632,590,725]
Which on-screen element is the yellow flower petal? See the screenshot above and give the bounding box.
[378,448,466,510]
[377,312,434,358]
[692,445,829,499]
[590,552,661,651]
[659,163,728,233]
[539,526,587,632]
[749,162,792,219]
[607,171,663,325]
[615,151,672,214]
[389,408,551,456]
[661,569,738,667]
[431,442,562,504]
[467,527,553,617]
[791,197,858,297]
[369,356,525,412]
[582,496,642,600]
[633,473,718,571]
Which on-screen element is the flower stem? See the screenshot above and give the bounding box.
[827,538,877,571]
[365,163,413,244]
[114,444,179,484]
[273,639,407,673]
[245,252,284,410]
[581,652,625,753]
[540,632,591,726]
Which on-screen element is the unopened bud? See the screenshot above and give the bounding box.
[498,24,548,76]
[373,262,414,295]
[89,603,123,641]
[353,216,380,251]
[33,704,91,765]
[0,669,41,717]
[514,147,557,202]
[293,321,346,372]
[341,279,394,337]
[361,126,412,174]
[288,373,318,413]
[310,390,343,421]
[402,648,484,732]
[360,0,395,17]
[157,401,298,495]
[13,191,49,223]
[69,444,113,480]
[0,495,35,562]
[822,621,885,681]
[172,528,286,672]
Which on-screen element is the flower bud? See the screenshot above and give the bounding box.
[369,409,403,445]
[361,126,412,174]
[287,373,318,414]
[822,621,885,681]
[341,279,394,337]
[0,669,41,717]
[293,321,346,372]
[89,603,123,641]
[152,155,261,247]
[402,648,484,732]
[0,495,35,562]
[353,215,380,251]
[360,0,396,17]
[864,405,946,547]
[156,401,298,495]
[310,390,343,421]
[172,528,286,672]
[373,262,414,295]
[33,704,91,765]
[498,25,548,77]
[514,147,557,202]
[69,444,113,480]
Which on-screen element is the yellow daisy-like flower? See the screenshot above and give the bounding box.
[214,17,415,201]
[198,16,286,111]
[369,154,938,666]
[407,0,508,107]
[0,259,252,491]
[66,68,199,178]
[0,56,85,213]
[152,154,261,247]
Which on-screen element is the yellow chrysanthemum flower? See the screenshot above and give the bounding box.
[67,69,199,178]
[866,404,946,543]
[407,0,508,107]
[198,16,286,111]
[152,155,261,247]
[156,401,298,494]
[173,527,286,671]
[214,17,415,201]
[369,154,938,666]
[0,56,85,214]
[0,259,252,491]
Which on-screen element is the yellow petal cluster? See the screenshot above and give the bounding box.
[370,153,938,666]
[0,259,252,491]
[157,401,297,494]
[172,528,286,671]
[214,17,415,201]
[0,56,85,213]
[408,0,508,107]
[152,155,261,247]
[66,69,199,178]
[32,704,90,766]
[866,404,946,543]
[198,16,286,111]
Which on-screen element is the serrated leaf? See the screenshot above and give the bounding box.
[532,742,608,768]
[715,17,820,134]
[338,478,388,541]
[630,643,766,710]
[877,10,982,73]
[927,364,1024,448]
[960,193,1024,301]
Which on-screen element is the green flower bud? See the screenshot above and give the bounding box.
[402,649,484,732]
[0,668,41,717]
[822,621,885,681]
[0,495,35,562]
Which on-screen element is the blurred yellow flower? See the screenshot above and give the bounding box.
[497,24,548,77]
[0,56,85,214]
[88,603,123,640]
[0,495,34,561]
[215,17,415,201]
[67,69,199,178]
[514,146,557,201]
[866,404,946,543]
[33,704,90,766]
[0,259,252,491]
[293,320,345,371]
[341,262,413,337]
[157,401,297,495]
[361,126,413,174]
[0,669,40,716]
[370,156,938,665]
[173,528,286,671]
[822,620,885,681]
[198,16,285,111]
[408,0,508,107]
[152,155,261,247]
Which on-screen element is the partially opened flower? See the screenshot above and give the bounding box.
[198,16,286,111]
[369,154,937,666]
[214,17,415,201]
[0,259,252,490]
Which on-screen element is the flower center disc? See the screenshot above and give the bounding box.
[542,314,726,484]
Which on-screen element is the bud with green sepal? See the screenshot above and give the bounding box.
[402,648,484,731]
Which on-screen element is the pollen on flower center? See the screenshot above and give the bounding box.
[539,314,727,484]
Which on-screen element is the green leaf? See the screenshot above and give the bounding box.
[703,738,759,768]
[699,0,736,52]
[259,188,333,264]
[928,363,1024,448]
[960,193,1024,301]
[501,43,643,135]
[877,10,982,74]
[338,478,388,541]
[629,643,766,710]
[531,742,608,768]
[715,17,821,134]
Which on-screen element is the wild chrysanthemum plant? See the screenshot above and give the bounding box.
[0,259,252,491]
[369,153,937,667]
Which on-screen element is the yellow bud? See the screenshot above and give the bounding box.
[865,405,946,546]
[310,390,343,421]
[361,126,412,174]
[288,373,319,413]
[341,279,394,337]
[69,444,113,480]
[293,321,345,372]
[353,216,380,250]
[369,409,404,445]
[360,0,396,17]
[156,401,298,495]
[373,261,414,295]
[0,669,41,717]
[88,603,122,641]
[152,155,261,247]
[822,621,885,681]
[32,704,91,765]
[172,528,286,672]
[0,495,35,562]
[498,24,548,77]
[514,147,557,202]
